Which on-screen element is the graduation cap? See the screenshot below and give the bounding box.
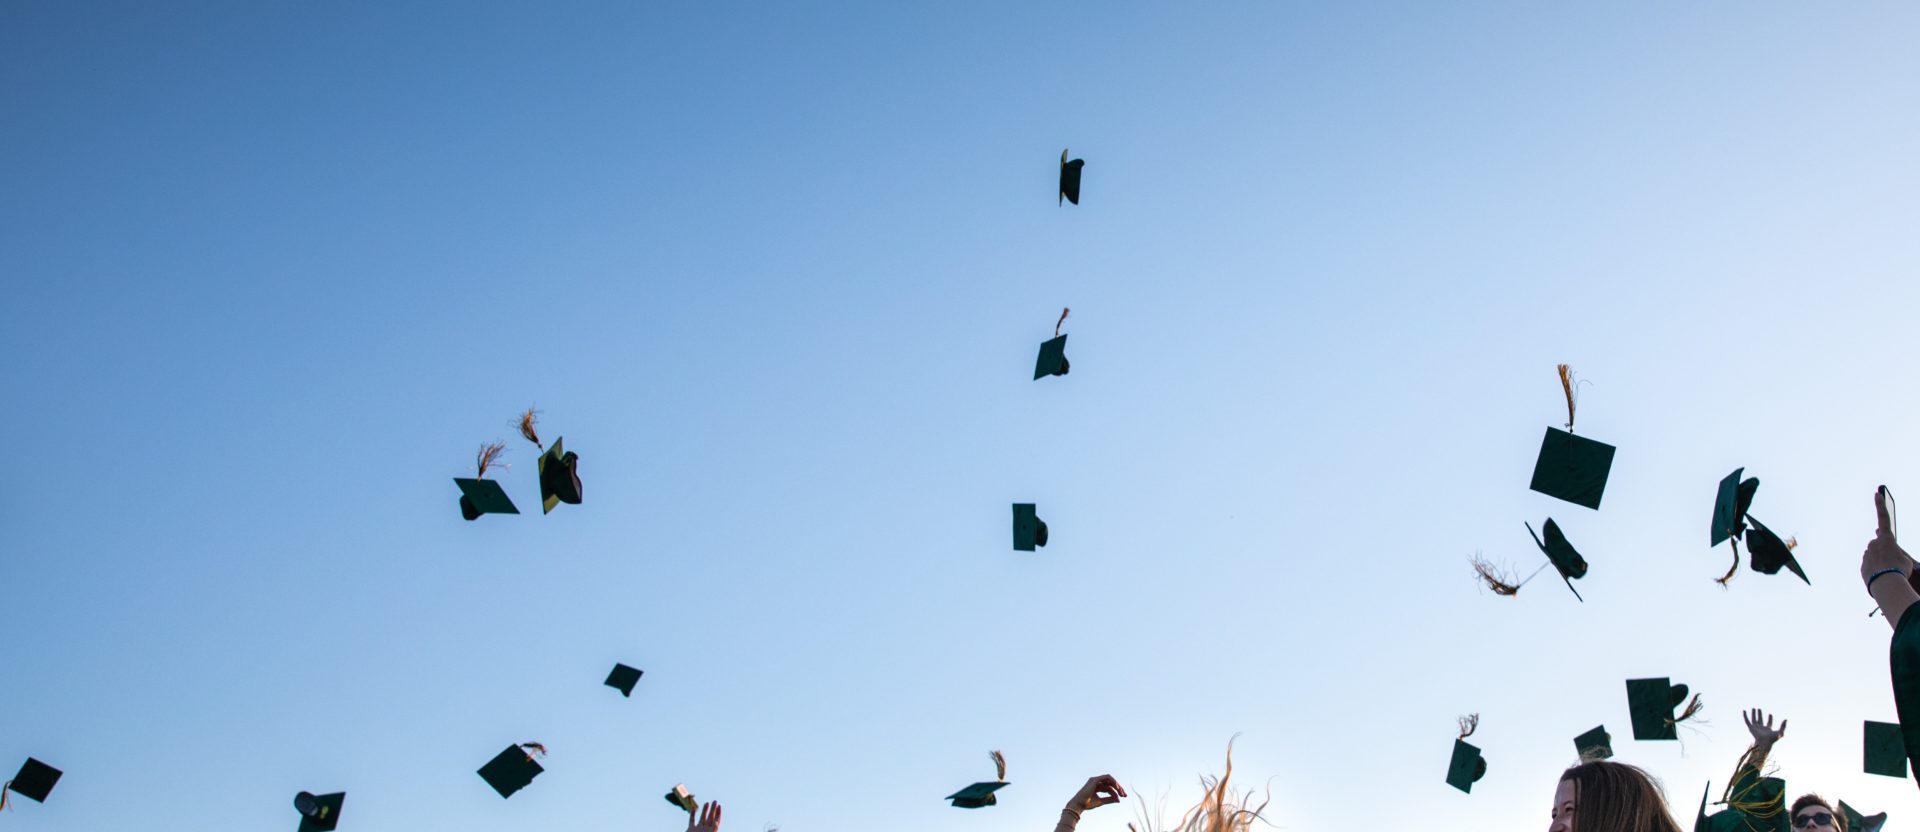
[294,791,345,832]
[477,743,544,799]
[1573,725,1613,761]
[1033,308,1070,380]
[947,750,1009,808]
[518,408,582,514]
[455,441,518,520]
[1693,782,1712,832]
[1013,504,1048,551]
[1445,714,1486,793]
[1059,149,1084,205]
[1528,366,1616,510]
[665,783,697,813]
[1864,720,1907,777]
[1710,470,1805,586]
[3,757,61,805]
[605,663,643,697]
[1840,800,1888,832]
[1525,519,1588,601]
[1625,677,1701,741]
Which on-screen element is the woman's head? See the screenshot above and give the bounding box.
[1550,761,1683,832]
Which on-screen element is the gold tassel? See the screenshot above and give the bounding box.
[517,407,542,449]
[520,742,547,758]
[1785,537,1798,551]
[1055,308,1070,338]
[1714,540,1741,587]
[0,780,10,812]
[989,749,1006,782]
[477,441,507,478]
[1470,554,1522,596]
[1557,364,1576,432]
[1457,713,1479,739]
[1668,694,1704,729]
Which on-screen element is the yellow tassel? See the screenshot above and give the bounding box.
[989,749,1006,781]
[1714,540,1740,587]
[1557,364,1576,432]
[1457,713,1479,739]
[517,407,542,449]
[1668,694,1704,728]
[520,742,547,758]
[1055,308,1070,338]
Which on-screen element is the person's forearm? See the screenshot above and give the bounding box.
[1873,576,1920,632]
[1053,807,1082,832]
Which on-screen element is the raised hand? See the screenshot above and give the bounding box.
[1064,774,1127,814]
[687,801,722,832]
[1863,487,1912,589]
[1743,708,1787,748]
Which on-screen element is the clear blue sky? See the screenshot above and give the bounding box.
[5,2,1920,830]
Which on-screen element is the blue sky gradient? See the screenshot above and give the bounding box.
[5,3,1920,830]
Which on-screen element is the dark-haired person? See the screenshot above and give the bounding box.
[1861,486,1920,790]
[1788,795,1845,831]
[1550,760,1684,832]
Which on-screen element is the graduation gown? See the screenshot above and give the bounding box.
[1695,752,1786,832]
[1888,602,1920,786]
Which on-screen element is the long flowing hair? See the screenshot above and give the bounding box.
[1558,761,1683,832]
[1129,739,1272,832]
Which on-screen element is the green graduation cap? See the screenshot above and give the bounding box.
[665,783,697,813]
[1711,469,1758,547]
[294,791,345,832]
[1530,428,1616,510]
[1059,149,1084,205]
[605,663,643,698]
[1625,677,1696,741]
[5,757,61,804]
[1865,720,1907,777]
[1524,519,1589,601]
[1573,725,1613,761]
[1840,800,1888,832]
[455,441,517,520]
[1013,503,1048,551]
[1034,308,1071,380]
[1744,517,1808,585]
[948,750,1009,808]
[477,744,544,799]
[537,437,583,514]
[1692,782,1712,832]
[1445,739,1486,793]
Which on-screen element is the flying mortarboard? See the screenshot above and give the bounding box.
[1059,149,1084,205]
[477,743,544,799]
[1573,725,1613,761]
[948,750,1009,808]
[1840,800,1888,832]
[294,791,345,832]
[1524,519,1589,601]
[1033,308,1070,380]
[518,408,583,514]
[1013,504,1048,551]
[1625,678,1701,741]
[1744,517,1808,585]
[455,441,517,520]
[1528,366,1616,510]
[1445,715,1486,793]
[665,783,697,813]
[1709,470,1805,586]
[605,663,643,697]
[1864,721,1907,777]
[3,757,61,804]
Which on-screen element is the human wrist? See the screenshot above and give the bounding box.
[1869,566,1907,590]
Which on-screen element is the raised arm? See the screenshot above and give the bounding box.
[1054,774,1126,832]
[1865,487,1918,630]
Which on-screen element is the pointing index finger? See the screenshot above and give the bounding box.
[1879,486,1895,539]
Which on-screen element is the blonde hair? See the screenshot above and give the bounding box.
[1130,739,1272,832]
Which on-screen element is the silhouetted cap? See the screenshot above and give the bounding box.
[1625,678,1696,741]
[1711,469,1758,547]
[1574,725,1613,761]
[665,784,697,813]
[456,479,518,520]
[1525,519,1589,601]
[1841,800,1888,832]
[1865,721,1907,777]
[1745,517,1809,585]
[1445,739,1485,793]
[605,663,643,698]
[294,791,345,832]
[538,437,583,514]
[1034,335,1069,380]
[947,781,1007,808]
[5,758,60,803]
[477,745,543,799]
[1013,503,1047,551]
[1530,428,1615,510]
[1059,149,1084,205]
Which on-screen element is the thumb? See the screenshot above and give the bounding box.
[1878,487,1895,538]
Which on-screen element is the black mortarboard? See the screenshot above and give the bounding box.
[1059,149,1084,206]
[1525,519,1589,601]
[5,758,61,803]
[1013,503,1047,551]
[947,780,1007,808]
[1574,725,1613,761]
[1865,720,1907,777]
[605,663,643,697]
[1711,469,1757,547]
[537,437,583,514]
[477,745,543,799]
[1693,782,1711,832]
[1840,800,1888,832]
[1034,335,1069,380]
[1625,678,1695,741]
[665,783,697,813]
[455,478,518,520]
[1445,739,1486,793]
[294,791,345,832]
[1744,517,1808,585]
[1530,428,1615,510]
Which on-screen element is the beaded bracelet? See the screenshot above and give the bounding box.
[1868,567,1907,590]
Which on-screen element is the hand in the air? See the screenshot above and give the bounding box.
[687,801,722,832]
[1743,708,1786,749]
[1863,487,1913,592]
[1064,774,1127,814]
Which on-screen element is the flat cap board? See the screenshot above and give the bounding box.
[1626,677,1688,740]
[1866,721,1907,777]
[605,663,643,697]
[1573,725,1613,760]
[1059,149,1083,205]
[947,780,1006,808]
[1711,469,1754,546]
[1033,334,1069,380]
[296,791,346,832]
[1529,427,1615,510]
[6,758,61,803]
[455,478,519,516]
[1445,739,1485,793]
[477,746,542,798]
[1013,503,1043,551]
